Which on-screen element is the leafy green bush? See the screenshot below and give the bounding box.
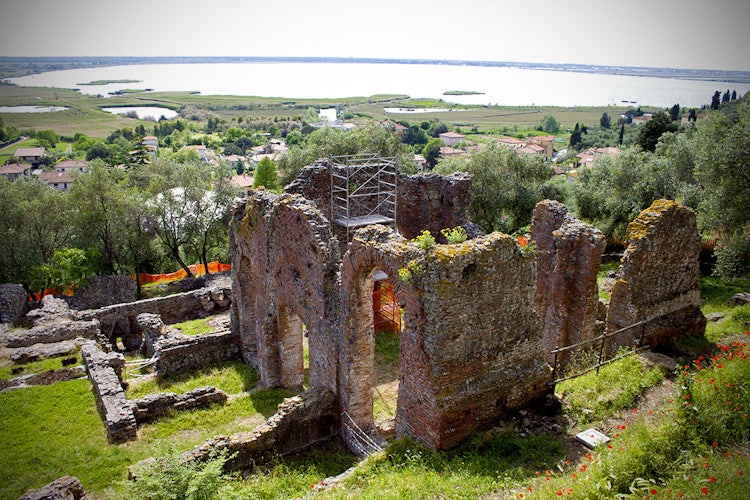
[119,448,231,500]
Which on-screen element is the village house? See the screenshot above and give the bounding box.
[54,159,88,173]
[14,147,46,167]
[575,146,621,168]
[439,146,467,158]
[0,162,32,180]
[526,135,555,159]
[439,131,465,147]
[39,170,75,190]
[497,136,525,149]
[497,135,555,159]
[631,114,653,125]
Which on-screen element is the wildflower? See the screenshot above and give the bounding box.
[701,486,709,495]
[633,408,638,413]
[712,441,718,448]
[519,494,523,498]
[556,490,562,496]
[572,473,577,479]
[651,488,658,495]
[709,477,716,483]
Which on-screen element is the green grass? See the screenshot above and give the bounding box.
[700,276,750,314]
[374,330,400,365]
[0,374,291,499]
[125,361,259,399]
[0,352,82,381]
[171,317,214,336]
[556,351,665,426]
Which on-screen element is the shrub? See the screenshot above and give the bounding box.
[440,226,467,244]
[120,448,231,500]
[412,230,435,251]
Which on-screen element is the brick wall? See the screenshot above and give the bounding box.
[531,200,606,368]
[606,200,706,348]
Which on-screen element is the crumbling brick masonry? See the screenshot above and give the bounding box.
[606,199,706,348]
[531,200,606,368]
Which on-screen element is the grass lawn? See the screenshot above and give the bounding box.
[0,362,290,499]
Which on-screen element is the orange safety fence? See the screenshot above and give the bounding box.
[134,261,231,285]
[373,280,401,333]
[30,261,232,301]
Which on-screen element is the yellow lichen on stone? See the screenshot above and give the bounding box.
[626,199,678,241]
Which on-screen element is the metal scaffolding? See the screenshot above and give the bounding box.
[330,154,397,242]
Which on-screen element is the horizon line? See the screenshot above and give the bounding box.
[1,55,749,75]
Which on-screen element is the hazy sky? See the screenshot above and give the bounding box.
[1,0,748,71]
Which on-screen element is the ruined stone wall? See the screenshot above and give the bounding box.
[75,280,231,350]
[606,200,706,348]
[230,191,340,391]
[340,226,550,450]
[132,387,228,423]
[65,275,136,311]
[0,283,26,325]
[154,330,241,378]
[531,200,606,368]
[396,172,473,240]
[81,343,136,443]
[284,163,474,242]
[183,389,337,471]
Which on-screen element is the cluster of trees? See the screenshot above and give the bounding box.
[570,95,750,276]
[0,158,235,296]
[0,116,20,143]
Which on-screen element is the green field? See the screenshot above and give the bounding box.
[1,82,653,141]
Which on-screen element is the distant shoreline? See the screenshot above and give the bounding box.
[2,56,750,84]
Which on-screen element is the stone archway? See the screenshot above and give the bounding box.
[230,191,340,392]
[338,226,425,449]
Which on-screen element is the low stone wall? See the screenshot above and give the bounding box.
[81,343,137,444]
[154,330,241,378]
[0,319,100,348]
[184,389,337,471]
[75,280,232,350]
[132,386,228,423]
[606,200,706,349]
[9,338,83,364]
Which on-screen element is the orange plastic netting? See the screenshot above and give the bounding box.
[134,261,231,285]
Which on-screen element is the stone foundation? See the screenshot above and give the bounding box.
[81,343,136,443]
[154,330,241,377]
[184,389,337,471]
[75,278,232,350]
[605,200,706,349]
[0,319,100,348]
[132,386,228,423]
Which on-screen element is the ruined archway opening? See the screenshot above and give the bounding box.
[372,270,402,438]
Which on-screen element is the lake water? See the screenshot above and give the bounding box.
[103,106,178,120]
[8,62,750,108]
[0,105,69,113]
